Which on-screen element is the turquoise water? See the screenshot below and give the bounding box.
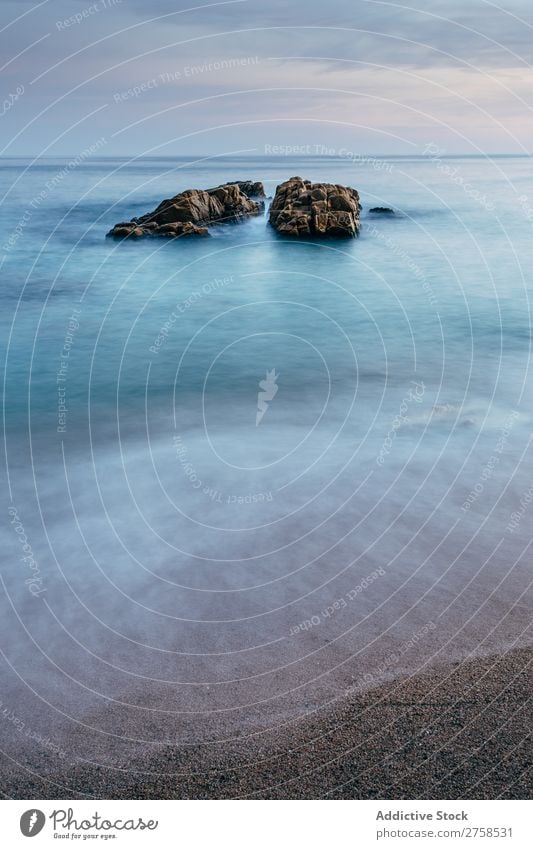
[1,155,532,750]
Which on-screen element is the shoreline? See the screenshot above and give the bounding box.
[4,646,531,800]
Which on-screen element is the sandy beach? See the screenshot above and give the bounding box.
[3,647,530,800]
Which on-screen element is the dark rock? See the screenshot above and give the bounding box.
[151,222,208,238]
[222,180,265,198]
[109,226,135,239]
[106,182,264,240]
[369,207,395,214]
[269,177,361,238]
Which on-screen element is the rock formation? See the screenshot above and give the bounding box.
[222,180,265,198]
[369,206,395,215]
[106,181,265,240]
[269,177,361,238]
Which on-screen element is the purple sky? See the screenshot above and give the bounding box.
[1,0,533,156]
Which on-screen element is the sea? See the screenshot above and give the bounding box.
[1,154,532,761]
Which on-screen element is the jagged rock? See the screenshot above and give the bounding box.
[107,221,208,240]
[106,182,264,240]
[222,180,265,198]
[369,207,395,214]
[269,177,361,238]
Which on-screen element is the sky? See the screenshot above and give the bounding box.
[1,0,533,156]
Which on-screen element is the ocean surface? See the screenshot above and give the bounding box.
[1,155,532,763]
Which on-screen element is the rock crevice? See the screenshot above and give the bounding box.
[269,176,361,238]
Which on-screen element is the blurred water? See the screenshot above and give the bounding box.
[1,155,532,757]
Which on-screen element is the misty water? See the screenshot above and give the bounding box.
[1,155,532,762]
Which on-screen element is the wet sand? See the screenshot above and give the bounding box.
[3,647,531,799]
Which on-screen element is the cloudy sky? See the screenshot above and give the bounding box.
[2,0,533,156]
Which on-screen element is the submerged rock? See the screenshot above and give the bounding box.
[106,181,265,240]
[269,176,361,238]
[369,206,395,214]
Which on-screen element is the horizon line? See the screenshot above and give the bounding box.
[1,152,531,160]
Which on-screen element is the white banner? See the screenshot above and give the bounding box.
[1,799,530,848]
